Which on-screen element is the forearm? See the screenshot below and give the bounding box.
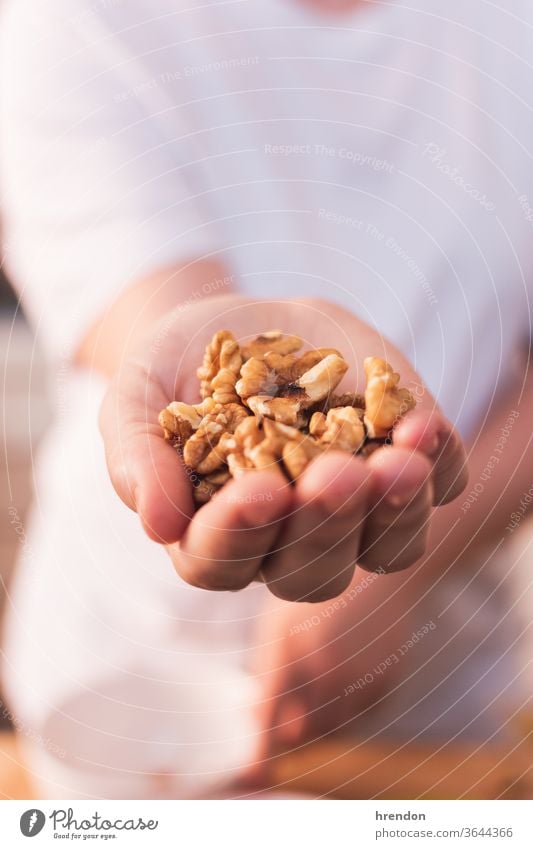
[418,365,533,579]
[75,258,233,378]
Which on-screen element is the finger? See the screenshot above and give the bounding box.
[394,409,468,505]
[249,682,306,786]
[99,365,193,544]
[358,447,433,573]
[262,452,371,603]
[246,602,309,784]
[170,469,292,591]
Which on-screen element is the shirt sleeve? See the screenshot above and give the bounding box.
[0,0,217,361]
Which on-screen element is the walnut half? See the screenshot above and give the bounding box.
[363,357,416,438]
[310,406,365,452]
[182,402,249,474]
[197,330,242,403]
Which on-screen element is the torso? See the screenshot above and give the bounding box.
[109,0,533,433]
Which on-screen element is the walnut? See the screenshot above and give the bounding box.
[197,330,242,402]
[314,406,365,452]
[212,431,236,457]
[261,352,298,380]
[158,398,217,441]
[183,417,226,473]
[282,436,325,480]
[197,330,233,397]
[307,392,366,419]
[233,416,264,450]
[363,357,416,438]
[210,351,242,405]
[236,349,342,401]
[262,419,302,451]
[241,354,347,426]
[246,395,305,426]
[221,402,250,431]
[159,327,416,503]
[241,331,302,361]
[263,348,340,383]
[182,403,249,474]
[194,469,232,505]
[159,408,194,443]
[227,450,255,477]
[212,417,263,478]
[212,417,304,476]
[193,479,217,505]
[296,353,348,405]
[328,392,366,411]
[205,469,231,487]
[235,357,277,400]
[309,411,327,438]
[246,442,280,471]
[244,420,302,471]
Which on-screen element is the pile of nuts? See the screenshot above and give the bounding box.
[159,330,416,504]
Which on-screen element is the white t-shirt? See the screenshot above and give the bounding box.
[1,0,532,434]
[0,0,532,788]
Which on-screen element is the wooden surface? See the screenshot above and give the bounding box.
[271,736,533,800]
[1,730,531,800]
[0,733,34,800]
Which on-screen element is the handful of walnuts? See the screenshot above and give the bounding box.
[159,330,416,505]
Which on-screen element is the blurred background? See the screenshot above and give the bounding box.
[1,265,532,801]
[0,273,51,732]
[1,0,532,803]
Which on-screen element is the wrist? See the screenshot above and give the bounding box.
[75,259,234,378]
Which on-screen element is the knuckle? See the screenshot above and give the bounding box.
[265,578,304,603]
[174,554,254,592]
[359,516,429,571]
[302,575,353,603]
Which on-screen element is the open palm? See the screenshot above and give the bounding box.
[100,295,467,602]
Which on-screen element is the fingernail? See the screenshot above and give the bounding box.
[424,434,440,455]
[386,488,419,509]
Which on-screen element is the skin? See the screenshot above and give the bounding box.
[94,274,468,605]
[86,265,468,772]
[86,259,531,767]
[251,359,532,767]
[73,0,530,773]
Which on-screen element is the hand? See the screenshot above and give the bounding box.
[250,569,427,769]
[99,295,468,601]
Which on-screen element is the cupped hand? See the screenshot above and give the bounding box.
[99,295,468,602]
[249,568,428,775]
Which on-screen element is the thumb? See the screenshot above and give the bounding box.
[99,362,194,543]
